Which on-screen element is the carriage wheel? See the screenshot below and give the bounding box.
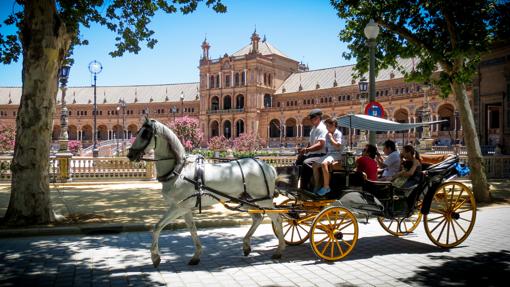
[310,206,358,261]
[378,202,423,236]
[272,199,313,245]
[424,181,476,248]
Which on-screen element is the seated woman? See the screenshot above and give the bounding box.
[356,144,378,181]
[391,145,422,188]
[313,118,343,196]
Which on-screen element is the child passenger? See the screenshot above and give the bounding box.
[313,118,343,196]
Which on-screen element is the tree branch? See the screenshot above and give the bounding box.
[375,18,453,72]
[440,3,458,51]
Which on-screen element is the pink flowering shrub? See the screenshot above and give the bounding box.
[67,140,81,154]
[232,133,262,152]
[0,126,15,154]
[208,136,231,151]
[167,116,203,151]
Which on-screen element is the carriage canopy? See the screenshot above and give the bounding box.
[337,114,445,132]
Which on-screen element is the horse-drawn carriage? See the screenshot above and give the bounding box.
[274,152,476,261]
[272,114,476,261]
[128,115,476,267]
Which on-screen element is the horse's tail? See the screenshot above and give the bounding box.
[275,174,290,185]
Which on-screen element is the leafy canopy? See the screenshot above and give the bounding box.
[330,0,509,97]
[0,0,226,64]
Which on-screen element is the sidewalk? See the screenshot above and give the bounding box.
[0,179,509,237]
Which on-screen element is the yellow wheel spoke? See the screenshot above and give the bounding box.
[334,214,346,230]
[330,238,336,258]
[446,220,451,245]
[403,220,409,233]
[283,224,292,237]
[452,217,467,234]
[336,240,344,256]
[453,198,469,211]
[451,219,459,242]
[338,221,353,232]
[321,239,332,254]
[295,224,303,241]
[342,240,352,248]
[290,225,295,242]
[457,209,473,214]
[452,188,465,210]
[297,223,309,234]
[430,217,447,234]
[314,234,329,245]
[437,218,448,242]
[427,215,445,222]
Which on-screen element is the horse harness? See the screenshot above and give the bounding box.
[167,155,272,213]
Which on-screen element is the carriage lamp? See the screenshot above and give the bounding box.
[88,60,103,157]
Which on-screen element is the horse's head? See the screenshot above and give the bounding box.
[127,117,155,162]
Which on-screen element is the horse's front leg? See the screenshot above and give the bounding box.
[243,213,263,256]
[151,207,186,268]
[267,213,286,260]
[183,211,202,265]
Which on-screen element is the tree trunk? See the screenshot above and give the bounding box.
[3,0,70,225]
[451,81,491,202]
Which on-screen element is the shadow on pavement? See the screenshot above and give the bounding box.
[401,250,510,286]
[0,228,451,286]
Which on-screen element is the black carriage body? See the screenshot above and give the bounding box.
[283,152,461,221]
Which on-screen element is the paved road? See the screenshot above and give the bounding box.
[1,207,509,287]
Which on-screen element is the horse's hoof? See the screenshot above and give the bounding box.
[188,258,200,265]
[152,254,161,268]
[243,247,251,256]
[271,253,282,260]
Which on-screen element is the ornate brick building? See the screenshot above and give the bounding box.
[6,31,506,150]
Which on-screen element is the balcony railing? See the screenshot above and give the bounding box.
[207,108,244,115]
[1,153,509,181]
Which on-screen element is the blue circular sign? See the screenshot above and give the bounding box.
[365,101,385,118]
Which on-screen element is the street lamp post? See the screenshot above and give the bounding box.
[358,78,368,144]
[419,83,434,151]
[88,60,102,157]
[116,106,120,156]
[180,91,184,117]
[58,65,71,152]
[364,19,379,146]
[120,99,126,156]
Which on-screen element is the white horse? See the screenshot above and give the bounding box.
[127,118,286,267]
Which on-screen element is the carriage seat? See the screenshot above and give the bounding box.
[420,154,451,169]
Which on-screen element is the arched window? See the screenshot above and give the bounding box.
[241,71,246,85]
[263,73,267,85]
[223,95,232,110]
[210,121,219,137]
[211,96,219,110]
[285,118,297,137]
[269,119,281,138]
[236,94,244,109]
[264,94,272,107]
[223,121,232,139]
[268,74,272,86]
[215,75,220,88]
[236,120,244,137]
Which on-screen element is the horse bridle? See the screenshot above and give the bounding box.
[129,122,176,162]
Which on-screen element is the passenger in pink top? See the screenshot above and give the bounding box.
[356,144,379,181]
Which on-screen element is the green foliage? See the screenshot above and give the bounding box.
[0,0,227,64]
[330,0,508,97]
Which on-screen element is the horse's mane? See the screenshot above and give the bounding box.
[153,120,186,163]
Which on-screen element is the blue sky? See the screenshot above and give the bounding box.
[0,0,354,87]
